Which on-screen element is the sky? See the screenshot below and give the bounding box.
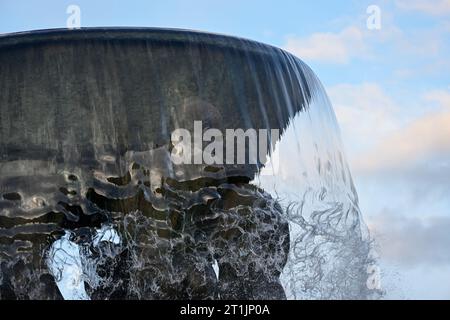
[1,0,450,299]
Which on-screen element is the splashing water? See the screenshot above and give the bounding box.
[257,76,379,299]
[0,28,381,300]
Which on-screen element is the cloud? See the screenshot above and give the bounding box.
[354,108,450,173]
[283,27,367,64]
[328,83,401,154]
[329,83,450,203]
[283,14,447,65]
[368,211,450,267]
[396,0,450,16]
[329,83,450,175]
[423,89,450,107]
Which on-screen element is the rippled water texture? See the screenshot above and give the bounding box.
[0,28,380,300]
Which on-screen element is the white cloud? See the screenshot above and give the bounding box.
[328,83,401,154]
[369,209,450,299]
[328,83,450,175]
[283,27,367,64]
[369,211,450,267]
[355,108,450,173]
[283,14,446,65]
[423,89,450,107]
[396,0,450,16]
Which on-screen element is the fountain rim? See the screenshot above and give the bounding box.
[0,27,290,57]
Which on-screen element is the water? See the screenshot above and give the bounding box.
[257,86,377,299]
[0,28,380,300]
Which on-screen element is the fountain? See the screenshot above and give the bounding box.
[0,28,377,300]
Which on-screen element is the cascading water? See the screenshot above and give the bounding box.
[258,80,378,300]
[0,28,380,300]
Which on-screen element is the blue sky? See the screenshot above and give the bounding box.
[1,0,450,299]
